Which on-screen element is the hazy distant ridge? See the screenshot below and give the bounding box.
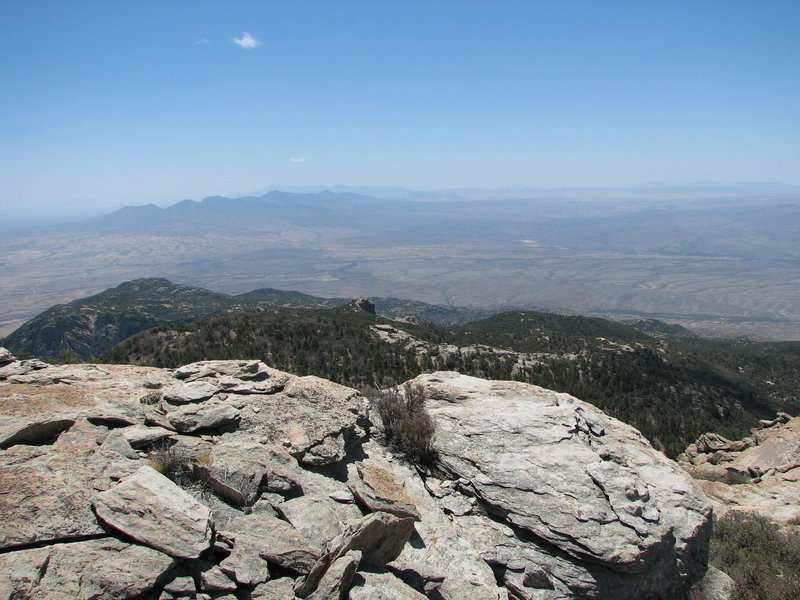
[2,187,798,340]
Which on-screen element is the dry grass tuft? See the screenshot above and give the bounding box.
[370,382,436,466]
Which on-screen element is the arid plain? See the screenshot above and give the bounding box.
[2,187,798,340]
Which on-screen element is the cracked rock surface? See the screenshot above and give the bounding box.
[407,372,712,599]
[0,352,716,600]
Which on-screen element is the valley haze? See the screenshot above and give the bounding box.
[2,184,798,341]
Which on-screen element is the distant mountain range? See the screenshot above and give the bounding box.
[247,181,800,200]
[80,189,800,255]
[2,187,798,341]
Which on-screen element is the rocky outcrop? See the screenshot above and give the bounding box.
[394,372,713,600]
[679,413,800,524]
[0,347,13,364]
[0,349,715,599]
[340,296,376,315]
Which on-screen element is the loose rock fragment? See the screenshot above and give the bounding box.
[93,465,214,558]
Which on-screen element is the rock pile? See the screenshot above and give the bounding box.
[679,413,800,524]
[0,348,717,599]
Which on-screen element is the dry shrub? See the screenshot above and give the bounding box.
[147,443,257,508]
[195,450,212,467]
[139,391,163,405]
[372,382,436,465]
[709,511,800,600]
[147,442,194,486]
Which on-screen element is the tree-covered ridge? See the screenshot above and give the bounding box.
[99,310,421,388]
[1,278,298,359]
[99,308,800,458]
[2,278,495,359]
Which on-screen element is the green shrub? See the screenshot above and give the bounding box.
[371,382,436,465]
[709,511,800,600]
[57,349,81,364]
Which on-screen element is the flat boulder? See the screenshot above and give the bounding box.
[93,465,214,558]
[225,512,320,574]
[251,577,297,599]
[277,495,345,548]
[166,399,241,433]
[306,550,361,600]
[208,441,302,497]
[348,459,421,520]
[99,429,141,459]
[233,374,363,466]
[162,380,219,404]
[188,558,239,593]
[328,511,415,568]
[0,537,174,600]
[219,539,271,586]
[120,424,174,448]
[0,438,124,549]
[218,374,286,395]
[349,571,429,600]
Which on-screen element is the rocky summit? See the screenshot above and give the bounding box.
[679,413,800,525]
[0,347,720,600]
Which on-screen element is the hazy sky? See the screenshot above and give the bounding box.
[2,1,799,214]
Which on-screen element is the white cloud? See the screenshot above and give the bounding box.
[232,32,262,49]
[289,158,307,163]
[195,38,209,45]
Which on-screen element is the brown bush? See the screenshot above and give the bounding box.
[139,390,163,405]
[147,442,194,486]
[371,382,436,465]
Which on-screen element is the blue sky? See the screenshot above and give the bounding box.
[2,0,799,214]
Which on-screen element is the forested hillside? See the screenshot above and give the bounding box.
[2,278,494,359]
[99,308,800,457]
